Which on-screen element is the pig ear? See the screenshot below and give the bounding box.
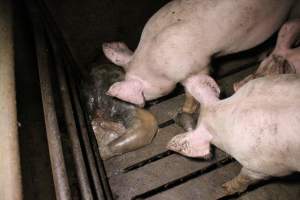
[167,125,212,157]
[106,79,145,107]
[102,42,133,68]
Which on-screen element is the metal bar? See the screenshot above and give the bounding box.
[67,67,108,200]
[26,2,72,199]
[67,83,114,200]
[46,24,93,199]
[0,0,23,199]
[37,4,106,200]
[35,0,113,199]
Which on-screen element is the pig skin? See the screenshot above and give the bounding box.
[168,74,300,195]
[103,0,299,106]
[234,18,300,91]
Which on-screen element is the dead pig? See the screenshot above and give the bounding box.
[167,74,300,195]
[102,0,299,131]
[234,18,300,91]
[80,63,158,160]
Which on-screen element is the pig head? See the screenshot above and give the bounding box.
[167,74,221,157]
[102,0,298,107]
[103,42,175,106]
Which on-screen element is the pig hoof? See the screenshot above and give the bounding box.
[222,179,248,196]
[174,112,197,131]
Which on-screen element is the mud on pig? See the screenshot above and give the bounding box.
[102,0,300,131]
[80,63,158,160]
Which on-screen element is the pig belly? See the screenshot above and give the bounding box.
[212,75,300,176]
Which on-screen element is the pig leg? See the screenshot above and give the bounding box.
[222,168,269,196]
[175,91,199,131]
[274,19,300,51]
[182,92,199,114]
[175,67,212,131]
[234,19,300,92]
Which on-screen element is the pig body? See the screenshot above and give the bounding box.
[80,63,157,160]
[234,18,300,91]
[168,74,300,195]
[103,0,298,106]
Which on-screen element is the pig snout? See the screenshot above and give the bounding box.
[167,124,213,158]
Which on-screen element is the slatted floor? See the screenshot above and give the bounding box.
[102,63,300,200]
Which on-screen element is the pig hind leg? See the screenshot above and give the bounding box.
[222,167,269,196]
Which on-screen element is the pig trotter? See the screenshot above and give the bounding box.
[175,92,199,131]
[222,174,252,195]
[174,112,197,131]
[182,92,199,114]
[221,168,267,196]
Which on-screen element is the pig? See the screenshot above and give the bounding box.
[102,0,299,130]
[80,63,157,160]
[234,18,300,91]
[167,73,300,195]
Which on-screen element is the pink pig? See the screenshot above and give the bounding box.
[102,0,299,115]
[234,18,300,91]
[167,73,300,195]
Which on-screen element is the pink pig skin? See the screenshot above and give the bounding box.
[103,0,300,106]
[234,18,300,91]
[168,74,300,195]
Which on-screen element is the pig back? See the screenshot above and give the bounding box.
[231,74,300,102]
[218,74,300,174]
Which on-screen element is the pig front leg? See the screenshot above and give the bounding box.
[175,91,199,131]
[175,67,212,131]
[221,168,269,196]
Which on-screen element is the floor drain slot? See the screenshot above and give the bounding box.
[158,119,175,129]
[123,150,174,173]
[132,156,234,199]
